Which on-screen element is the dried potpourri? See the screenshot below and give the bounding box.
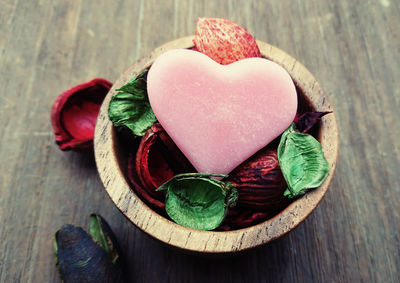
[127,153,165,210]
[54,214,126,283]
[135,123,175,198]
[226,149,289,212]
[294,111,332,133]
[108,18,331,231]
[219,112,331,229]
[157,173,238,230]
[278,123,330,198]
[193,18,261,64]
[124,112,330,230]
[108,70,157,137]
[135,123,194,195]
[51,78,112,151]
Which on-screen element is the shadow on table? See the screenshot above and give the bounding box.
[120,224,301,283]
[166,237,291,282]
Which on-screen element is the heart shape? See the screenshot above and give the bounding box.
[147,49,297,174]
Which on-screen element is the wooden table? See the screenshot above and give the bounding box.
[1,0,399,282]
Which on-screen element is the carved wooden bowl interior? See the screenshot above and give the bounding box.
[94,36,338,254]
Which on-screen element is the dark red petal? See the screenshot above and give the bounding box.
[51,78,112,151]
[127,154,165,210]
[294,111,332,133]
[135,123,194,199]
[135,125,174,199]
[227,148,289,212]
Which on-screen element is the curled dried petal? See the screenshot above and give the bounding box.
[51,78,112,151]
[135,124,175,200]
[135,123,194,198]
[294,111,332,133]
[127,153,165,210]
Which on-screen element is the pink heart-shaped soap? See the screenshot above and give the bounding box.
[147,49,297,174]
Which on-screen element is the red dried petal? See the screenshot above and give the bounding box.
[227,149,290,212]
[136,124,175,199]
[193,18,261,65]
[127,154,165,210]
[51,78,112,151]
[135,123,195,200]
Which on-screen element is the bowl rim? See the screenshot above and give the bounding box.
[94,36,339,254]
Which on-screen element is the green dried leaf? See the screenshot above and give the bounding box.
[89,214,120,264]
[278,123,330,199]
[158,173,238,230]
[89,214,109,253]
[108,70,157,137]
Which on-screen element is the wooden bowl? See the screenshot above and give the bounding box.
[94,36,338,254]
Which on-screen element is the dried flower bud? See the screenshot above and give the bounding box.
[193,17,261,65]
[227,149,290,212]
[51,78,112,151]
[54,214,126,283]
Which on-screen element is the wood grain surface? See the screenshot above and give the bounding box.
[0,0,399,282]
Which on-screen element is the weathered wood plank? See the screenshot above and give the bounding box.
[0,0,399,282]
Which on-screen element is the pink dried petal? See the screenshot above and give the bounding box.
[193,18,261,65]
